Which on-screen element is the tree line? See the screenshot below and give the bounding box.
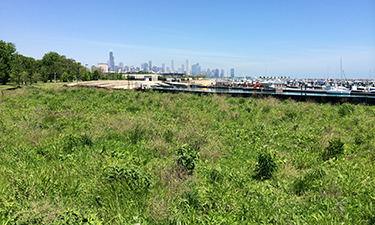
[0,40,125,85]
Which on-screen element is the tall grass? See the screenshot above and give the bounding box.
[0,87,374,224]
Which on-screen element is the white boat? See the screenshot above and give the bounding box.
[325,84,351,95]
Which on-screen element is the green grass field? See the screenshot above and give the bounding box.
[0,82,66,91]
[0,87,374,224]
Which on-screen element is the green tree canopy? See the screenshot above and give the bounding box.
[0,40,16,84]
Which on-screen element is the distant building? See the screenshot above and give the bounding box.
[181,64,185,74]
[192,63,201,76]
[97,63,109,73]
[171,60,174,73]
[149,60,152,71]
[231,68,235,77]
[220,69,224,77]
[186,59,190,75]
[214,69,219,77]
[119,62,124,71]
[109,51,115,71]
[162,63,165,73]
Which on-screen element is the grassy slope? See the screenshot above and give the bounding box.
[0,87,374,224]
[0,82,66,91]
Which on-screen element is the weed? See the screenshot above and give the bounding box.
[338,103,355,116]
[253,148,278,180]
[293,168,326,195]
[105,165,152,191]
[176,144,200,175]
[322,138,345,160]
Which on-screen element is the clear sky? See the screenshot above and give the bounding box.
[1,0,374,78]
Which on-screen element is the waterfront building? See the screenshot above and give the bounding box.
[231,68,234,77]
[97,63,109,73]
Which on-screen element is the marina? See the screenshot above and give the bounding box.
[150,77,375,105]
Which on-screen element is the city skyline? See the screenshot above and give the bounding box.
[1,0,374,78]
[105,50,234,77]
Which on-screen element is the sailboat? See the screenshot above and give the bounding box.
[326,58,351,95]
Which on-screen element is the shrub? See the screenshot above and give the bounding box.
[58,133,94,154]
[253,148,278,180]
[176,144,199,175]
[293,168,326,195]
[338,103,355,116]
[105,165,152,191]
[206,167,226,184]
[60,133,82,154]
[128,124,146,144]
[322,138,344,160]
[55,208,101,224]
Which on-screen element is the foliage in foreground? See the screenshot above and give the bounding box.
[0,87,375,224]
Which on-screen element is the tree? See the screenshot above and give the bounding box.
[92,70,99,80]
[81,70,92,81]
[24,56,36,85]
[0,40,16,84]
[67,71,76,82]
[61,72,69,82]
[102,73,108,80]
[10,53,25,85]
[9,53,35,85]
[40,52,63,82]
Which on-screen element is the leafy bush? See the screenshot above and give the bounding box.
[253,148,278,180]
[105,165,152,191]
[176,144,200,175]
[322,138,345,160]
[293,168,326,195]
[338,103,355,116]
[54,208,101,224]
[128,124,146,144]
[205,167,226,184]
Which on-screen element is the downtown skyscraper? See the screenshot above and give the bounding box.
[186,59,190,75]
[109,51,115,71]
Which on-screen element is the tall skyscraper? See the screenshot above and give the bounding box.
[109,51,115,71]
[171,60,174,73]
[192,63,201,76]
[186,59,190,75]
[181,64,185,74]
[220,69,224,77]
[214,69,219,77]
[143,63,148,71]
[149,60,152,71]
[119,62,124,71]
[162,63,165,73]
[231,68,235,77]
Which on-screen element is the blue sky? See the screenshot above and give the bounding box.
[1,0,374,78]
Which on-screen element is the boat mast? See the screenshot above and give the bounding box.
[340,57,343,80]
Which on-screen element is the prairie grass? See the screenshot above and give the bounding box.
[0,87,374,224]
